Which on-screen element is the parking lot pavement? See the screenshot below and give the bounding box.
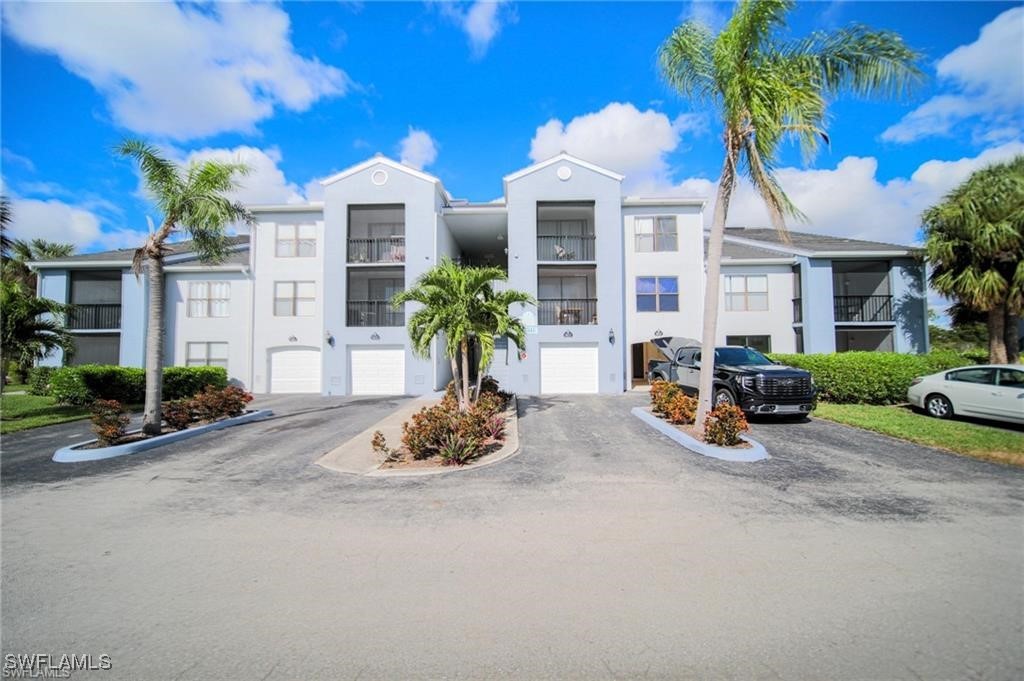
[2,392,1021,680]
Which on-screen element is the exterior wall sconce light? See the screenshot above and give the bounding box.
[326,331,335,348]
[654,329,664,337]
[370,332,381,341]
[288,335,297,343]
[608,328,615,345]
[563,330,573,338]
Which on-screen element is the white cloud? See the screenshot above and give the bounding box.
[529,102,705,190]
[5,195,148,252]
[2,2,348,140]
[183,146,305,205]
[679,0,729,32]
[683,140,1024,245]
[882,7,1023,144]
[398,128,439,170]
[441,1,512,58]
[2,148,35,172]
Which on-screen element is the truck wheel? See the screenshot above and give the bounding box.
[713,388,736,407]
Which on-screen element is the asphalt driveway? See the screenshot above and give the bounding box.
[2,392,1021,680]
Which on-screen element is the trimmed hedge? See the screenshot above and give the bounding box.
[27,366,56,396]
[767,351,977,405]
[51,364,227,406]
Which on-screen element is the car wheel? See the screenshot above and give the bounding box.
[713,387,736,407]
[925,393,953,419]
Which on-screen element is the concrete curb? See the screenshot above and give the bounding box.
[52,410,274,463]
[631,407,769,462]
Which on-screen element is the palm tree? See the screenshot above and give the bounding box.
[393,258,533,410]
[923,156,1024,364]
[1,279,73,386]
[116,140,253,434]
[0,195,12,261]
[4,239,75,289]
[659,0,921,427]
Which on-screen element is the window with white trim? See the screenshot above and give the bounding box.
[724,275,769,311]
[187,281,230,318]
[276,224,317,257]
[186,342,228,368]
[274,281,316,317]
[636,276,679,312]
[634,216,678,252]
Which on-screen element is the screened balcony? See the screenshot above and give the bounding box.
[538,266,597,325]
[537,201,595,262]
[347,204,406,263]
[68,270,121,330]
[832,261,893,322]
[347,268,404,327]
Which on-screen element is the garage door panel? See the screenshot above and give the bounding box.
[540,343,598,394]
[270,348,321,393]
[350,347,405,395]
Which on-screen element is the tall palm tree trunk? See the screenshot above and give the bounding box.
[695,143,739,431]
[1005,310,1020,364]
[142,256,165,434]
[460,339,471,411]
[988,305,1008,364]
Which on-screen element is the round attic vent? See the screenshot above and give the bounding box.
[371,169,388,186]
[556,165,572,181]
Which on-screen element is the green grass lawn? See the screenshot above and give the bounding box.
[2,383,29,393]
[0,393,90,434]
[814,402,1024,467]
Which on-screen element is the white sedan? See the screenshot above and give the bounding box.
[907,364,1024,425]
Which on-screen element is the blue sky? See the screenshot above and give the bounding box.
[1,0,1022,256]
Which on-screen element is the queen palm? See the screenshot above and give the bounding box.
[1,278,73,386]
[393,258,533,410]
[923,156,1024,364]
[659,0,920,427]
[117,140,253,434]
[4,239,75,289]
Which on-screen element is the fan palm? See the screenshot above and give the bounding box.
[393,258,533,410]
[116,140,254,434]
[659,0,921,427]
[923,156,1024,364]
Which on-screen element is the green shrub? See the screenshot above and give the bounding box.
[438,431,481,466]
[703,404,749,446]
[400,391,505,461]
[27,366,56,396]
[164,366,227,400]
[90,399,130,446]
[51,365,228,405]
[767,351,973,405]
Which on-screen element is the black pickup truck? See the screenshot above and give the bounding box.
[647,337,816,417]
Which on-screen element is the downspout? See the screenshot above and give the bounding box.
[247,232,257,392]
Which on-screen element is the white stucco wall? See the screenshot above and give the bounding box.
[164,271,253,387]
[717,264,797,353]
[622,205,705,346]
[249,210,326,393]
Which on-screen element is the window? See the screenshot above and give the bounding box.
[726,335,772,353]
[724,275,769,311]
[634,216,678,252]
[998,368,1024,388]
[188,281,230,318]
[947,368,996,385]
[276,224,317,257]
[636,277,679,312]
[274,281,316,317]
[186,342,228,368]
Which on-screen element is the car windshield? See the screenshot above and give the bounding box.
[714,347,772,366]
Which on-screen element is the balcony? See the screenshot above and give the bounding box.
[67,303,121,330]
[347,236,406,264]
[536,235,596,262]
[833,295,893,323]
[537,298,598,326]
[347,301,404,327]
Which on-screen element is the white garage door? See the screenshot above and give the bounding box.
[269,348,321,393]
[350,346,405,395]
[540,343,599,394]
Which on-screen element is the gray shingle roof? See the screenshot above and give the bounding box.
[31,235,250,265]
[722,227,915,254]
[718,238,794,261]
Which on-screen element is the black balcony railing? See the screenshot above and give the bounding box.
[537,235,596,261]
[833,295,893,323]
[347,300,404,327]
[347,236,406,263]
[793,298,802,323]
[537,298,598,325]
[67,303,121,330]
